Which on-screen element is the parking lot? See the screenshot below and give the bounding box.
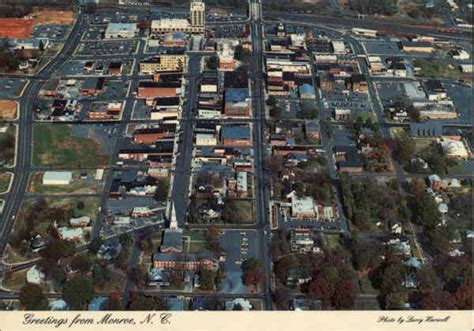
[32,24,69,40]
[219,229,257,294]
[82,25,106,40]
[0,78,28,99]
[76,40,138,56]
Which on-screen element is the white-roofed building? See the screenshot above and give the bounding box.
[291,195,317,218]
[439,139,470,158]
[26,266,45,284]
[42,171,72,185]
[104,23,138,39]
[58,227,84,241]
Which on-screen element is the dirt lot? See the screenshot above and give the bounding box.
[31,10,75,25]
[0,100,18,119]
[0,10,74,39]
[0,18,35,39]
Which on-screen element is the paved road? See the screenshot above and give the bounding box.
[0,14,87,258]
[170,54,202,227]
[249,0,273,310]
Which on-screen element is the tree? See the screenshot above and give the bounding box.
[39,239,75,274]
[272,287,292,310]
[332,279,356,309]
[454,281,473,310]
[242,258,262,286]
[51,266,67,289]
[70,253,92,274]
[89,237,104,254]
[419,290,456,310]
[63,276,95,310]
[128,295,166,310]
[266,96,278,108]
[417,265,438,291]
[378,262,405,296]
[199,269,216,290]
[154,179,169,202]
[206,55,218,70]
[308,276,332,309]
[385,292,407,310]
[395,133,416,164]
[139,235,155,254]
[101,293,123,310]
[19,284,48,310]
[77,201,85,210]
[243,268,262,286]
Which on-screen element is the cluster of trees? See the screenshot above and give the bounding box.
[206,225,223,257]
[408,178,456,255]
[292,172,334,204]
[348,0,398,16]
[206,55,219,71]
[153,178,170,202]
[275,250,356,309]
[0,126,15,163]
[297,101,318,120]
[340,175,410,231]
[241,257,262,286]
[234,45,251,64]
[0,4,32,18]
[220,199,252,224]
[0,46,18,73]
[9,198,75,249]
[19,275,96,310]
[127,293,167,310]
[396,133,457,174]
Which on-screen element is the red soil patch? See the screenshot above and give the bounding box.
[0,18,35,39]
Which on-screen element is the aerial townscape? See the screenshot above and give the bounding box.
[0,0,472,313]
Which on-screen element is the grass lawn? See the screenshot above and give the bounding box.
[413,138,435,154]
[183,230,208,242]
[0,172,12,193]
[28,170,105,195]
[359,273,377,295]
[2,269,27,291]
[0,125,16,167]
[324,234,342,251]
[249,299,263,310]
[231,200,255,224]
[33,125,109,167]
[414,59,461,80]
[94,269,127,293]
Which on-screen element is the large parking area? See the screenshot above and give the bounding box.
[32,24,69,39]
[0,79,28,99]
[76,40,138,56]
[218,229,258,294]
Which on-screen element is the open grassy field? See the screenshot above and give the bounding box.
[0,172,12,193]
[415,59,461,80]
[33,125,109,167]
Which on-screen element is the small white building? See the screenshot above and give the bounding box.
[69,216,91,227]
[42,171,72,185]
[195,133,217,146]
[58,227,84,241]
[26,266,45,285]
[225,298,253,311]
[291,195,317,218]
